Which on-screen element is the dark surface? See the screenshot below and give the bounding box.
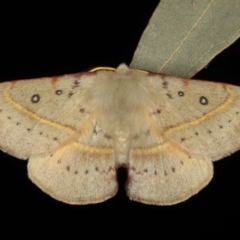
[0,0,239,236]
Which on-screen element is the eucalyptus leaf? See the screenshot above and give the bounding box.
[130,0,240,78]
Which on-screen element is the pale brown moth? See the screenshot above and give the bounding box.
[0,64,239,205]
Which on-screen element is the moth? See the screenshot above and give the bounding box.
[0,64,239,205]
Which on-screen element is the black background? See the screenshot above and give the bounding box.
[0,0,239,236]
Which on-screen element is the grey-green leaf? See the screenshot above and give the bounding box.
[130,0,240,78]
